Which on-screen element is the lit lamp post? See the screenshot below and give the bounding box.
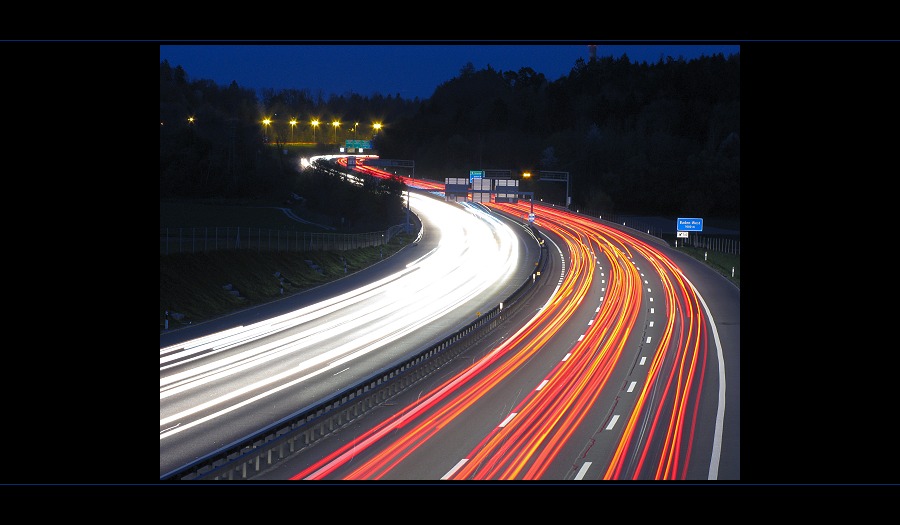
[522,172,534,214]
[372,122,382,138]
[354,122,359,139]
[263,118,271,141]
[289,118,297,143]
[332,120,340,145]
[311,119,319,142]
[187,116,195,145]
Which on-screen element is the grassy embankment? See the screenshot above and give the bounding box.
[675,245,740,288]
[160,198,416,331]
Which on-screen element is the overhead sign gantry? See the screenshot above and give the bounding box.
[444,169,519,204]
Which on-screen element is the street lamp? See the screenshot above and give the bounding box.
[263,118,271,140]
[354,122,359,139]
[332,120,340,144]
[311,119,319,142]
[521,172,534,214]
[187,116,196,145]
[373,122,382,138]
[289,118,297,143]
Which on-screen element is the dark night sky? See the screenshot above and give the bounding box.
[159,42,740,100]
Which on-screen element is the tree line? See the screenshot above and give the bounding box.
[160,50,739,220]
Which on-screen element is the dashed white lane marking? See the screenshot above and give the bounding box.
[575,462,592,480]
[442,459,468,480]
[499,412,518,427]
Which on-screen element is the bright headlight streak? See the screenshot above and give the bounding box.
[161,242,511,399]
[161,290,493,434]
[161,244,516,434]
[160,324,252,357]
[161,198,509,392]
[160,268,421,375]
[160,281,429,396]
[160,194,513,373]
[160,207,478,386]
[160,270,415,359]
[161,193,520,434]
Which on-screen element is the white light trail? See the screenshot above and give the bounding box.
[161,193,521,437]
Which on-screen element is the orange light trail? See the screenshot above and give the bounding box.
[290,176,713,480]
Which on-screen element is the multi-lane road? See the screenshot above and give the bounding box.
[160,190,542,478]
[160,163,740,481]
[249,198,740,480]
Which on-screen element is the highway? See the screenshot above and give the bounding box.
[248,198,740,481]
[160,158,740,481]
[160,190,542,478]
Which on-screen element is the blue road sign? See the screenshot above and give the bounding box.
[677,218,704,231]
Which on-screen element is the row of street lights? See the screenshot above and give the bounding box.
[187,116,383,144]
[263,117,383,143]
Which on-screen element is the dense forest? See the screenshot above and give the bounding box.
[160,50,739,220]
